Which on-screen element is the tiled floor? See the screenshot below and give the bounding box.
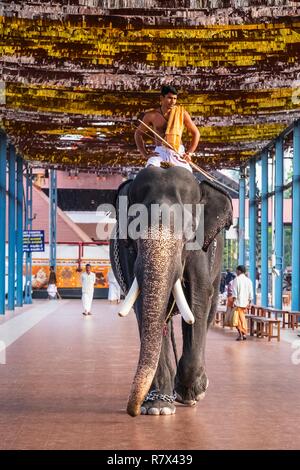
[0,299,300,450]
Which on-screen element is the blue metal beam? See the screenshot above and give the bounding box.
[261,151,269,307]
[238,169,246,266]
[274,137,284,309]
[0,133,7,315]
[8,145,16,310]
[249,159,257,303]
[24,167,32,304]
[292,121,300,311]
[16,155,23,307]
[49,169,57,268]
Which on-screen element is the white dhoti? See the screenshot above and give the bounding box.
[47,284,57,299]
[107,268,121,301]
[82,291,94,313]
[146,145,192,173]
[81,271,96,313]
[108,282,121,301]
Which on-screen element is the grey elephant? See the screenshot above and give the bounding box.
[110,166,232,417]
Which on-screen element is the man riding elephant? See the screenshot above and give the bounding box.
[134,85,200,172]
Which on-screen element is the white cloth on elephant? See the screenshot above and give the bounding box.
[146,145,192,173]
[108,269,121,301]
[81,272,96,312]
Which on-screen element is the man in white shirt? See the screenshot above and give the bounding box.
[81,264,96,316]
[231,265,253,341]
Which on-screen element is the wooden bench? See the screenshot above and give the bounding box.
[261,307,300,330]
[287,311,300,330]
[245,314,280,342]
[214,310,222,325]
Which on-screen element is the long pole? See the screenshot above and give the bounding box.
[16,155,23,307]
[261,151,269,307]
[24,167,32,304]
[138,119,239,195]
[138,119,215,181]
[49,169,57,268]
[0,132,6,315]
[238,169,246,266]
[249,158,257,304]
[8,144,16,310]
[274,137,284,309]
[292,121,300,311]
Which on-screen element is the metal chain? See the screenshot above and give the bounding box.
[112,220,128,295]
[210,238,217,273]
[145,390,177,404]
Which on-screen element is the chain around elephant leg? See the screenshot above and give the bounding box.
[141,390,177,415]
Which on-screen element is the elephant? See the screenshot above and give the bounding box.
[110,166,233,417]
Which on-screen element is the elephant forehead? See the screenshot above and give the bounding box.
[130,168,200,204]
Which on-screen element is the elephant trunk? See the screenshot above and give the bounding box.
[127,228,182,417]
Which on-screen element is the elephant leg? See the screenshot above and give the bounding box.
[175,284,214,406]
[141,321,176,415]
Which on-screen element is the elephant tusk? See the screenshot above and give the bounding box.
[172,279,195,325]
[118,277,140,317]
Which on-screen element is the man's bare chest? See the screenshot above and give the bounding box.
[152,113,168,135]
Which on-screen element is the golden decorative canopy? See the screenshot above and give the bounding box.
[0,1,300,171]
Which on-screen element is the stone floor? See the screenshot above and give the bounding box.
[0,299,300,450]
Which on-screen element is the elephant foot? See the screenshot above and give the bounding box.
[175,373,209,406]
[140,390,176,416]
[141,400,176,415]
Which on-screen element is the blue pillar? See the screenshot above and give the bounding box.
[8,145,16,310]
[274,137,284,309]
[238,169,246,266]
[261,151,269,307]
[249,159,257,303]
[292,121,300,311]
[0,133,7,315]
[24,167,32,304]
[49,169,57,268]
[16,155,23,307]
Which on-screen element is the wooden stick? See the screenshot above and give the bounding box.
[137,119,239,195]
[137,119,214,182]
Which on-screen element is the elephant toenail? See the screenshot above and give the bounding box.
[148,407,160,415]
[160,407,175,415]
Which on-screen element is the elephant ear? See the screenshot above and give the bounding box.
[110,178,136,294]
[200,181,233,252]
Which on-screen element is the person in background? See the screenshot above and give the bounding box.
[231,265,253,341]
[225,268,235,286]
[107,268,121,304]
[256,267,261,291]
[219,272,226,294]
[47,266,61,300]
[81,264,96,316]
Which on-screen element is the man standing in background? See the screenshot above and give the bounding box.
[81,264,96,316]
[232,265,253,341]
